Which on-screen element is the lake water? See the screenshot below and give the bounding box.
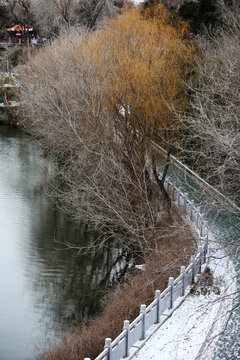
[0,125,129,360]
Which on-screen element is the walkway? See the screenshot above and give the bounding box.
[154,148,240,359]
[128,234,237,360]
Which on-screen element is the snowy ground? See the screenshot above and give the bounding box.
[127,237,237,360]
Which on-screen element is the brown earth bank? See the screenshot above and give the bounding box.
[38,207,197,360]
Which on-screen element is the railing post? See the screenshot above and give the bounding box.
[180,266,186,296]
[140,304,146,340]
[191,256,196,284]
[183,194,188,212]
[198,213,203,230]
[200,219,205,237]
[104,338,112,360]
[155,290,161,323]
[203,234,208,263]
[204,221,209,238]
[186,198,191,215]
[177,190,181,206]
[196,207,200,227]
[173,183,177,201]
[190,201,194,221]
[198,246,203,273]
[123,320,130,357]
[168,277,174,309]
[174,187,178,202]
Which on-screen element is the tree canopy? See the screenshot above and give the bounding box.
[19,6,196,252]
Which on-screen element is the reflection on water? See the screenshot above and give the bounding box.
[0,126,130,360]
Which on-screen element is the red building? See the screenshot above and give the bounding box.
[5,24,33,44]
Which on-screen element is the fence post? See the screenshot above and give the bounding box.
[104,338,112,360]
[198,213,203,230]
[195,207,200,227]
[203,234,208,263]
[191,256,196,284]
[190,201,194,221]
[180,266,186,296]
[203,240,207,263]
[168,277,174,309]
[140,304,146,340]
[178,190,181,206]
[186,198,191,215]
[196,208,200,227]
[174,187,178,203]
[155,290,161,323]
[183,194,188,212]
[123,320,130,357]
[200,219,205,237]
[173,183,177,201]
[204,221,209,239]
[176,189,181,206]
[198,246,203,273]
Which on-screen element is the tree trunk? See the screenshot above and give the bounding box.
[152,150,171,209]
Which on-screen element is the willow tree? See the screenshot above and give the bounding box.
[20,5,196,253]
[92,6,195,198]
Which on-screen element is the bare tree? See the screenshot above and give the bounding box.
[5,0,19,23]
[6,0,32,24]
[142,0,185,11]
[53,0,79,25]
[180,3,240,209]
[31,0,124,38]
[18,32,169,253]
[31,0,60,38]
[19,9,195,253]
[77,0,123,29]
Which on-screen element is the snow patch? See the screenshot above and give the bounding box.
[129,236,237,360]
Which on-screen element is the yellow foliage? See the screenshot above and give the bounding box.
[71,6,195,151]
[23,5,196,162]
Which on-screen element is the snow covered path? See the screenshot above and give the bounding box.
[128,239,237,360]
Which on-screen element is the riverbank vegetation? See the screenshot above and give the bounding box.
[19,5,196,254]
[18,5,199,359]
[0,0,125,40]
[179,2,240,208]
[40,216,196,360]
[0,74,18,102]
[16,0,240,359]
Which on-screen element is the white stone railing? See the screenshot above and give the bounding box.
[84,177,209,360]
[153,143,240,214]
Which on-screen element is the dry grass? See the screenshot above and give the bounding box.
[39,208,196,360]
